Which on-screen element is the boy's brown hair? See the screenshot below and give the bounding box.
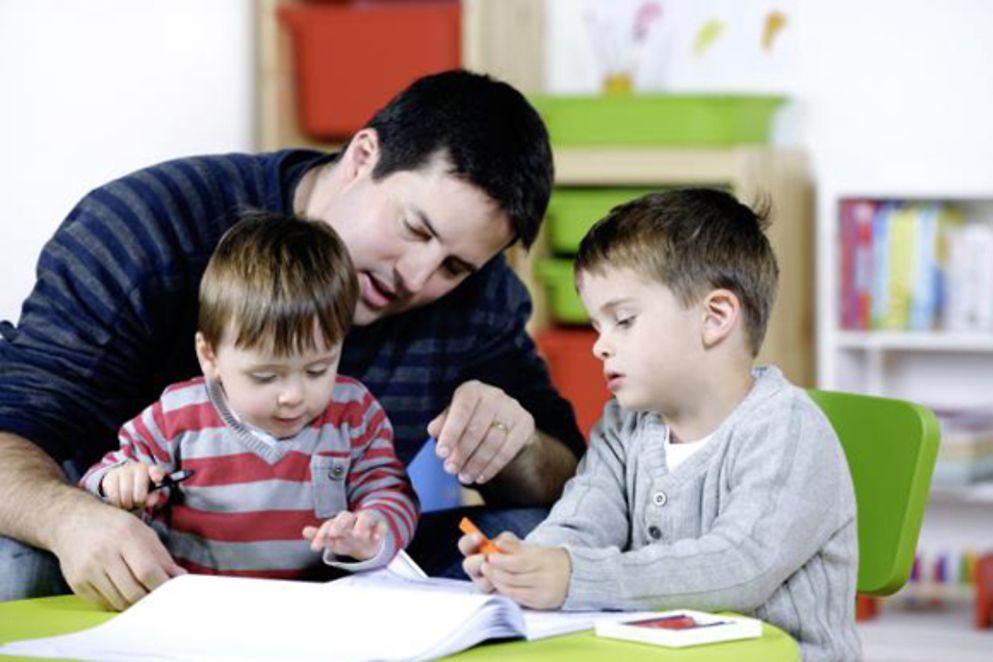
[199,210,358,355]
[574,188,779,356]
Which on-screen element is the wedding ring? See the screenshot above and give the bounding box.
[489,420,510,435]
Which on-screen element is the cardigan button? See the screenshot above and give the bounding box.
[648,526,663,540]
[330,465,345,480]
[652,491,668,507]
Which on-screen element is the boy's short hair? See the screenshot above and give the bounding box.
[574,188,779,356]
[199,210,358,355]
[362,69,552,249]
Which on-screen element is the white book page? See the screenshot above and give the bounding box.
[0,552,658,661]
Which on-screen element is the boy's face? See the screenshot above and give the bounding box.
[196,330,342,439]
[313,144,515,326]
[579,267,703,414]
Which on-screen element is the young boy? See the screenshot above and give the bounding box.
[460,189,860,661]
[81,212,418,580]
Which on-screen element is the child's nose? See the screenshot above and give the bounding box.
[592,335,611,360]
[278,381,304,406]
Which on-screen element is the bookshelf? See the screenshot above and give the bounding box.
[817,184,993,648]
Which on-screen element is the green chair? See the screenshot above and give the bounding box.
[808,390,940,595]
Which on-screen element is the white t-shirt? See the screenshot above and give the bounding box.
[663,426,713,471]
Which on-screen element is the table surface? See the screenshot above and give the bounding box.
[0,595,800,661]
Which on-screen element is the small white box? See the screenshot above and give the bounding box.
[595,609,762,648]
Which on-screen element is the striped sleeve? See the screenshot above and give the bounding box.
[79,396,178,497]
[323,382,419,571]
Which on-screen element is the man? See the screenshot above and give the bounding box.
[0,70,584,609]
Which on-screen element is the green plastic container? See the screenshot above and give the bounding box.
[535,258,587,324]
[531,94,786,146]
[547,188,657,253]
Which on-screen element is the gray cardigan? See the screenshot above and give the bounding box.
[527,367,861,661]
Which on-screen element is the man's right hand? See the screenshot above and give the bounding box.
[51,497,186,611]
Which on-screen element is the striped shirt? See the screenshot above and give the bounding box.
[80,375,417,578]
[0,150,584,476]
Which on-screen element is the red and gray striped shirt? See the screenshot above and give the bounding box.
[80,375,419,579]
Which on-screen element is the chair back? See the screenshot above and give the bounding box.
[808,390,940,596]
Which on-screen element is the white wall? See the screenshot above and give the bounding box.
[0,0,253,323]
[547,0,993,190]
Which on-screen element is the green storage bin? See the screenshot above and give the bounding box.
[547,188,657,254]
[531,94,786,146]
[535,258,588,324]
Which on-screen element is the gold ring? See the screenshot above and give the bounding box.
[489,420,510,435]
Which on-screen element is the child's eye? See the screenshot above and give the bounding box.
[250,373,277,384]
[306,367,329,379]
[617,316,635,328]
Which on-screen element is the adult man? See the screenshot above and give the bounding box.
[0,70,584,609]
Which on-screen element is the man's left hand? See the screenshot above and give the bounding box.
[428,380,536,485]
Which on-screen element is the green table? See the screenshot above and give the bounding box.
[0,595,800,661]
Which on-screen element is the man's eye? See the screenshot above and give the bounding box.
[442,259,468,278]
[403,219,431,241]
[250,374,276,384]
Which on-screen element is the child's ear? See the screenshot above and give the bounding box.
[340,128,380,183]
[195,332,221,381]
[701,289,741,348]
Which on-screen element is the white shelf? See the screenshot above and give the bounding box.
[835,331,993,353]
[930,481,993,505]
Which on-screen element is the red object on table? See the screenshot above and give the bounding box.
[279,1,460,139]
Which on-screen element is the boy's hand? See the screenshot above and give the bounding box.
[468,532,571,610]
[458,528,498,593]
[303,510,385,561]
[100,463,167,511]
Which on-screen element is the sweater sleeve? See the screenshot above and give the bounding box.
[323,390,420,571]
[79,398,177,498]
[525,401,632,550]
[559,396,856,613]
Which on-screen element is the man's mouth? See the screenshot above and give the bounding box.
[361,272,398,309]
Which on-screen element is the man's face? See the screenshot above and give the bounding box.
[313,148,514,326]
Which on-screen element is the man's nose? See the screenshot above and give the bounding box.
[397,251,439,295]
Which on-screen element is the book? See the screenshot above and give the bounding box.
[595,609,762,648]
[0,552,658,662]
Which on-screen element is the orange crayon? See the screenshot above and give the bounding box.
[459,517,503,555]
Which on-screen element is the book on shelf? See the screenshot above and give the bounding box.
[595,610,762,648]
[0,552,659,662]
[835,200,993,333]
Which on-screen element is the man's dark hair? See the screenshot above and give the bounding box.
[575,188,779,356]
[363,69,553,249]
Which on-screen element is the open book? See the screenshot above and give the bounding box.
[0,552,656,661]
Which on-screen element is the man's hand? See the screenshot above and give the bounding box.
[428,380,537,485]
[100,462,166,511]
[52,500,187,611]
[460,531,570,610]
[303,510,385,561]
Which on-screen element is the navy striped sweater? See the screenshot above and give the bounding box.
[0,151,584,473]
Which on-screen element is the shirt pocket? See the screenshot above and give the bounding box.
[311,455,350,519]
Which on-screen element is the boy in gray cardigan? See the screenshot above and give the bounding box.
[459,189,861,661]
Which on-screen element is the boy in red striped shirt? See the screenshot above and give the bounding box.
[80,211,418,581]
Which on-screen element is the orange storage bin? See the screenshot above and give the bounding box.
[279,2,460,140]
[535,328,610,440]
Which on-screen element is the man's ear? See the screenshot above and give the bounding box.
[339,128,381,183]
[195,332,221,381]
[701,289,741,348]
